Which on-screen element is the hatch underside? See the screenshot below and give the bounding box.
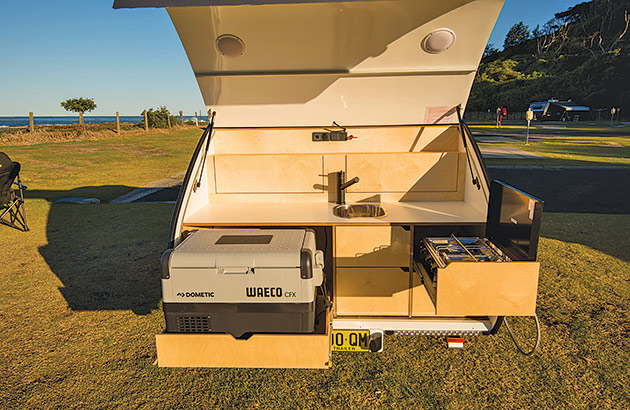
[160,0,504,127]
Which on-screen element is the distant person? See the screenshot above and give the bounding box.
[501,106,507,126]
[496,107,502,127]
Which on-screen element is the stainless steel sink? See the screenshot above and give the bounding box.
[333,204,387,218]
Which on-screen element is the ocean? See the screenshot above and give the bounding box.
[0,115,203,128]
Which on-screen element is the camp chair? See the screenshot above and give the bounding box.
[0,152,29,231]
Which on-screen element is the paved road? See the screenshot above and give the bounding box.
[137,167,630,214]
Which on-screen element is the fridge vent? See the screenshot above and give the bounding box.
[177,315,211,333]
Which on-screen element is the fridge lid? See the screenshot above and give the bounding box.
[485,181,544,262]
[170,229,305,269]
[113,0,505,127]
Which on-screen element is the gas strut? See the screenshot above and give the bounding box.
[195,111,216,190]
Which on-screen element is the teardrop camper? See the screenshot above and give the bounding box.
[113,0,543,369]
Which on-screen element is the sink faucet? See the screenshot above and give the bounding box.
[329,171,359,205]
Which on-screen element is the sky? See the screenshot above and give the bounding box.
[0,0,583,116]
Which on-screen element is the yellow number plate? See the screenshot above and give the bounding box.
[331,330,370,352]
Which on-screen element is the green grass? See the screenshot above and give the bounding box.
[469,125,630,167]
[1,128,201,201]
[1,132,629,409]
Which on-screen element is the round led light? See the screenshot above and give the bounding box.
[422,29,456,54]
[216,34,245,57]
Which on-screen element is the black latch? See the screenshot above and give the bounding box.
[160,248,173,279]
[300,249,313,279]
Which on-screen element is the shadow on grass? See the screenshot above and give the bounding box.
[540,213,630,263]
[28,186,173,315]
[487,168,630,262]
[488,168,630,214]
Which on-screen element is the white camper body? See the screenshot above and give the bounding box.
[115,0,544,369]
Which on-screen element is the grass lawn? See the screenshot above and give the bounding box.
[1,131,629,409]
[469,124,630,167]
[0,127,202,202]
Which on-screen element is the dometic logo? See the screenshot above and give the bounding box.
[176,291,215,298]
[246,287,296,298]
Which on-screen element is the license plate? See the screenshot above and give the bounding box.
[331,330,371,352]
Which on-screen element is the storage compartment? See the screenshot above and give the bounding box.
[335,225,411,317]
[335,225,410,267]
[335,267,410,316]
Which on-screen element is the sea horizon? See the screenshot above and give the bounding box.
[0,115,207,128]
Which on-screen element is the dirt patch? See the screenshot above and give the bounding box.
[599,142,623,147]
[0,129,117,145]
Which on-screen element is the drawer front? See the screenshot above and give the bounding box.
[156,332,330,369]
[156,308,330,369]
[335,226,410,267]
[436,261,540,316]
[335,267,410,316]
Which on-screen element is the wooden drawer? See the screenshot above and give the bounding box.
[155,306,330,369]
[156,332,330,369]
[335,267,410,316]
[335,226,410,267]
[419,261,539,316]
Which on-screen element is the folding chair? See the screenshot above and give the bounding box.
[0,152,29,231]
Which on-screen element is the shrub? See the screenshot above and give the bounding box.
[138,106,180,129]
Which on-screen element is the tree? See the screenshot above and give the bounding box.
[483,43,499,60]
[531,18,567,55]
[556,0,630,55]
[504,22,531,49]
[60,97,96,126]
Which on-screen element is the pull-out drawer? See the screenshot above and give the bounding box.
[335,226,410,267]
[335,267,409,316]
[415,261,539,316]
[156,331,330,369]
[155,303,330,369]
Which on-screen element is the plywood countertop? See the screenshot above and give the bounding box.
[184,201,486,226]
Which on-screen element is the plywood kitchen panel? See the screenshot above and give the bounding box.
[335,226,410,267]
[210,125,461,154]
[322,154,346,181]
[414,126,462,152]
[214,154,323,193]
[346,152,460,193]
[336,267,410,316]
[436,262,539,316]
[411,272,437,316]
